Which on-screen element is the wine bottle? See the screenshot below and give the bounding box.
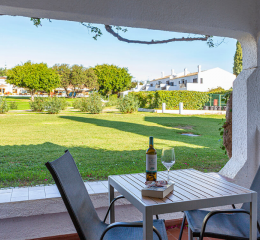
[146,136,157,181]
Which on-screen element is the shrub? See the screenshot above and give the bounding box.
[73,99,82,109]
[105,94,118,107]
[79,98,89,112]
[79,93,104,114]
[87,93,104,114]
[44,97,63,114]
[130,91,209,110]
[9,101,18,109]
[59,98,69,110]
[0,97,9,113]
[117,94,139,113]
[30,97,46,112]
[208,87,233,94]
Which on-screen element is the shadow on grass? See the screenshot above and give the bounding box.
[0,141,226,188]
[59,115,221,148]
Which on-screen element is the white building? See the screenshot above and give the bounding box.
[141,66,235,92]
[0,76,13,94]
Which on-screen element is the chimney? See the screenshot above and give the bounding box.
[184,68,188,76]
[161,71,164,78]
[198,65,201,72]
[171,69,175,76]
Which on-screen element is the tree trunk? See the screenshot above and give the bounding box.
[223,92,232,158]
[31,90,35,101]
[64,87,69,97]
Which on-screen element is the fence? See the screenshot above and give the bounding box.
[205,94,226,107]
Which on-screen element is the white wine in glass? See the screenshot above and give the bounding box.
[161,148,175,183]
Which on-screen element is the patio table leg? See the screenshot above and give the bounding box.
[109,180,115,224]
[143,207,153,240]
[250,192,257,240]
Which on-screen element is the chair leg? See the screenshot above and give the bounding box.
[178,214,186,240]
[188,227,193,240]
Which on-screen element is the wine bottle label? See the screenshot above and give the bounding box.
[146,154,157,173]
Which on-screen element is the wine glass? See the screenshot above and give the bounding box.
[161,148,175,183]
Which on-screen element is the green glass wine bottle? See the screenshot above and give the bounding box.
[146,136,157,181]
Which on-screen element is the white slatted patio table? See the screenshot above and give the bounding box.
[108,169,257,240]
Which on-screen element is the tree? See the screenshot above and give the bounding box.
[70,65,87,96]
[53,64,71,97]
[84,68,99,91]
[93,64,132,96]
[130,81,138,89]
[233,41,243,76]
[0,67,7,76]
[31,18,223,47]
[6,61,60,99]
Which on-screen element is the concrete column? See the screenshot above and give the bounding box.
[220,35,259,188]
[179,102,183,115]
[162,103,166,113]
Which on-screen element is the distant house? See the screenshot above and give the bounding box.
[0,76,13,94]
[140,66,235,92]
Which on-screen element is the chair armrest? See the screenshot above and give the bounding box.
[199,209,250,240]
[103,195,125,222]
[100,222,162,240]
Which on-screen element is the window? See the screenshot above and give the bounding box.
[193,78,198,83]
[150,84,153,87]
[200,78,203,84]
[170,82,174,86]
[179,81,180,84]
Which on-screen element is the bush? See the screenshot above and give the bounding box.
[79,93,104,114]
[105,94,118,107]
[9,101,18,109]
[30,97,46,112]
[117,94,139,113]
[73,99,82,109]
[208,87,232,94]
[79,98,89,112]
[0,97,9,113]
[44,97,64,114]
[59,98,69,110]
[130,91,209,110]
[87,93,104,114]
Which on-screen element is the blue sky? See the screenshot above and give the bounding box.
[0,16,237,81]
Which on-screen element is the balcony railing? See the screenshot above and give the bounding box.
[180,83,187,88]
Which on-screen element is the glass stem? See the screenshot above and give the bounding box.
[167,169,170,183]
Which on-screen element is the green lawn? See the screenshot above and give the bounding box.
[0,110,228,188]
[6,96,31,110]
[5,96,77,110]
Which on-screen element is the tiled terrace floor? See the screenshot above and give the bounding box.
[0,181,110,203]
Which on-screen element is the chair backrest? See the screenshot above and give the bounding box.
[242,166,260,222]
[45,150,105,240]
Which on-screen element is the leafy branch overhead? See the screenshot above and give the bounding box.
[30,18,216,47]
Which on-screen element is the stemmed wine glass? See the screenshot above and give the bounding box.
[161,148,175,183]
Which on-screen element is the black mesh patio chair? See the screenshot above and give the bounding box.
[178,167,260,240]
[45,150,168,240]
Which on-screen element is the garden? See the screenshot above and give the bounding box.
[0,102,228,188]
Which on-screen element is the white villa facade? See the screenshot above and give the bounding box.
[0,76,13,94]
[141,66,235,92]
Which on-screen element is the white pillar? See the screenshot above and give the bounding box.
[162,103,166,113]
[220,35,259,188]
[179,102,183,114]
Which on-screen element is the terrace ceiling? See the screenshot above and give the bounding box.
[0,0,257,40]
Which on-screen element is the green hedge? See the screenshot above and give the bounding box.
[129,91,209,110]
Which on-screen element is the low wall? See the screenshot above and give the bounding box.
[138,108,226,115]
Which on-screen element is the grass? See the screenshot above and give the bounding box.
[4,96,77,110]
[0,110,227,188]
